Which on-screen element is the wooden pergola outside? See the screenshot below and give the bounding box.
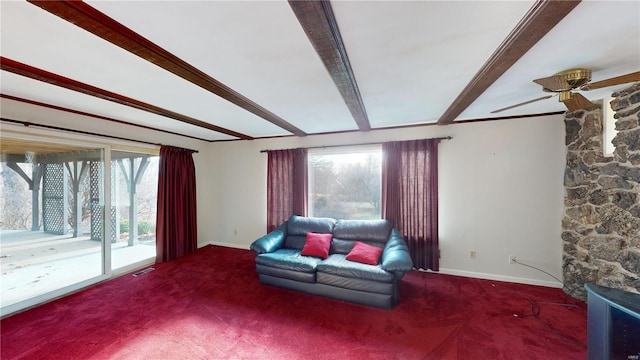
[2,148,152,246]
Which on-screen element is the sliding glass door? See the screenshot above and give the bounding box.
[0,139,111,315]
[111,153,158,272]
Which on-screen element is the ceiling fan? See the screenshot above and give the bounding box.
[492,69,640,113]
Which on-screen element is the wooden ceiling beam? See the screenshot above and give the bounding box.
[437,0,581,125]
[28,0,306,137]
[1,57,254,140]
[289,0,371,131]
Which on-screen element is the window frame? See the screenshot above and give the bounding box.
[307,145,382,220]
[0,124,159,316]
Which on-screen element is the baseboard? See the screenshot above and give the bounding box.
[436,268,563,288]
[201,241,249,250]
[198,242,563,289]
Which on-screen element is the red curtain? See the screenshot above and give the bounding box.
[156,146,197,263]
[382,139,440,271]
[266,149,307,232]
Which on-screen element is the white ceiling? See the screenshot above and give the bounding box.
[1,0,639,142]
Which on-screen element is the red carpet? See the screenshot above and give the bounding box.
[1,245,587,359]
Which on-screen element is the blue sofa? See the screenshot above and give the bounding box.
[250,215,413,309]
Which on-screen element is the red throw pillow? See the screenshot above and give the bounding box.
[301,233,332,259]
[346,241,383,265]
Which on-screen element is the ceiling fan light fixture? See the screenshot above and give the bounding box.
[556,68,592,89]
[535,68,593,92]
[561,93,596,112]
[559,90,574,102]
[495,70,637,114]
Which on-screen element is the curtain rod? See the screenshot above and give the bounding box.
[1,118,199,153]
[259,136,452,153]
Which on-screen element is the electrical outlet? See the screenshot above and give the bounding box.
[469,250,476,259]
[509,255,517,264]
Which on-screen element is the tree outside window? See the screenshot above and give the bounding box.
[308,147,381,220]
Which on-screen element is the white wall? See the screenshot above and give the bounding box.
[198,114,567,288]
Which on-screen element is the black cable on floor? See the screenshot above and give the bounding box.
[492,283,587,349]
[491,257,589,348]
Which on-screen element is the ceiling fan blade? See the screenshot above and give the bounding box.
[582,71,640,90]
[533,75,570,91]
[491,95,554,114]
[561,93,595,112]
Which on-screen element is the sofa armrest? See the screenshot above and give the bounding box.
[250,222,287,254]
[381,229,413,273]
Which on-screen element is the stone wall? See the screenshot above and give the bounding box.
[562,83,640,300]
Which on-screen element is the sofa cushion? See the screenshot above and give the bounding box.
[316,272,394,294]
[287,215,336,235]
[317,254,395,283]
[255,249,322,273]
[333,219,392,246]
[285,215,336,249]
[301,233,332,259]
[346,241,383,265]
[256,264,316,283]
[330,239,355,255]
[284,235,307,250]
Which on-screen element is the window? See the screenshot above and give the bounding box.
[0,130,159,316]
[111,153,159,272]
[1,141,109,315]
[308,146,382,220]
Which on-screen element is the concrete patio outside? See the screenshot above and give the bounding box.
[1,230,155,309]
